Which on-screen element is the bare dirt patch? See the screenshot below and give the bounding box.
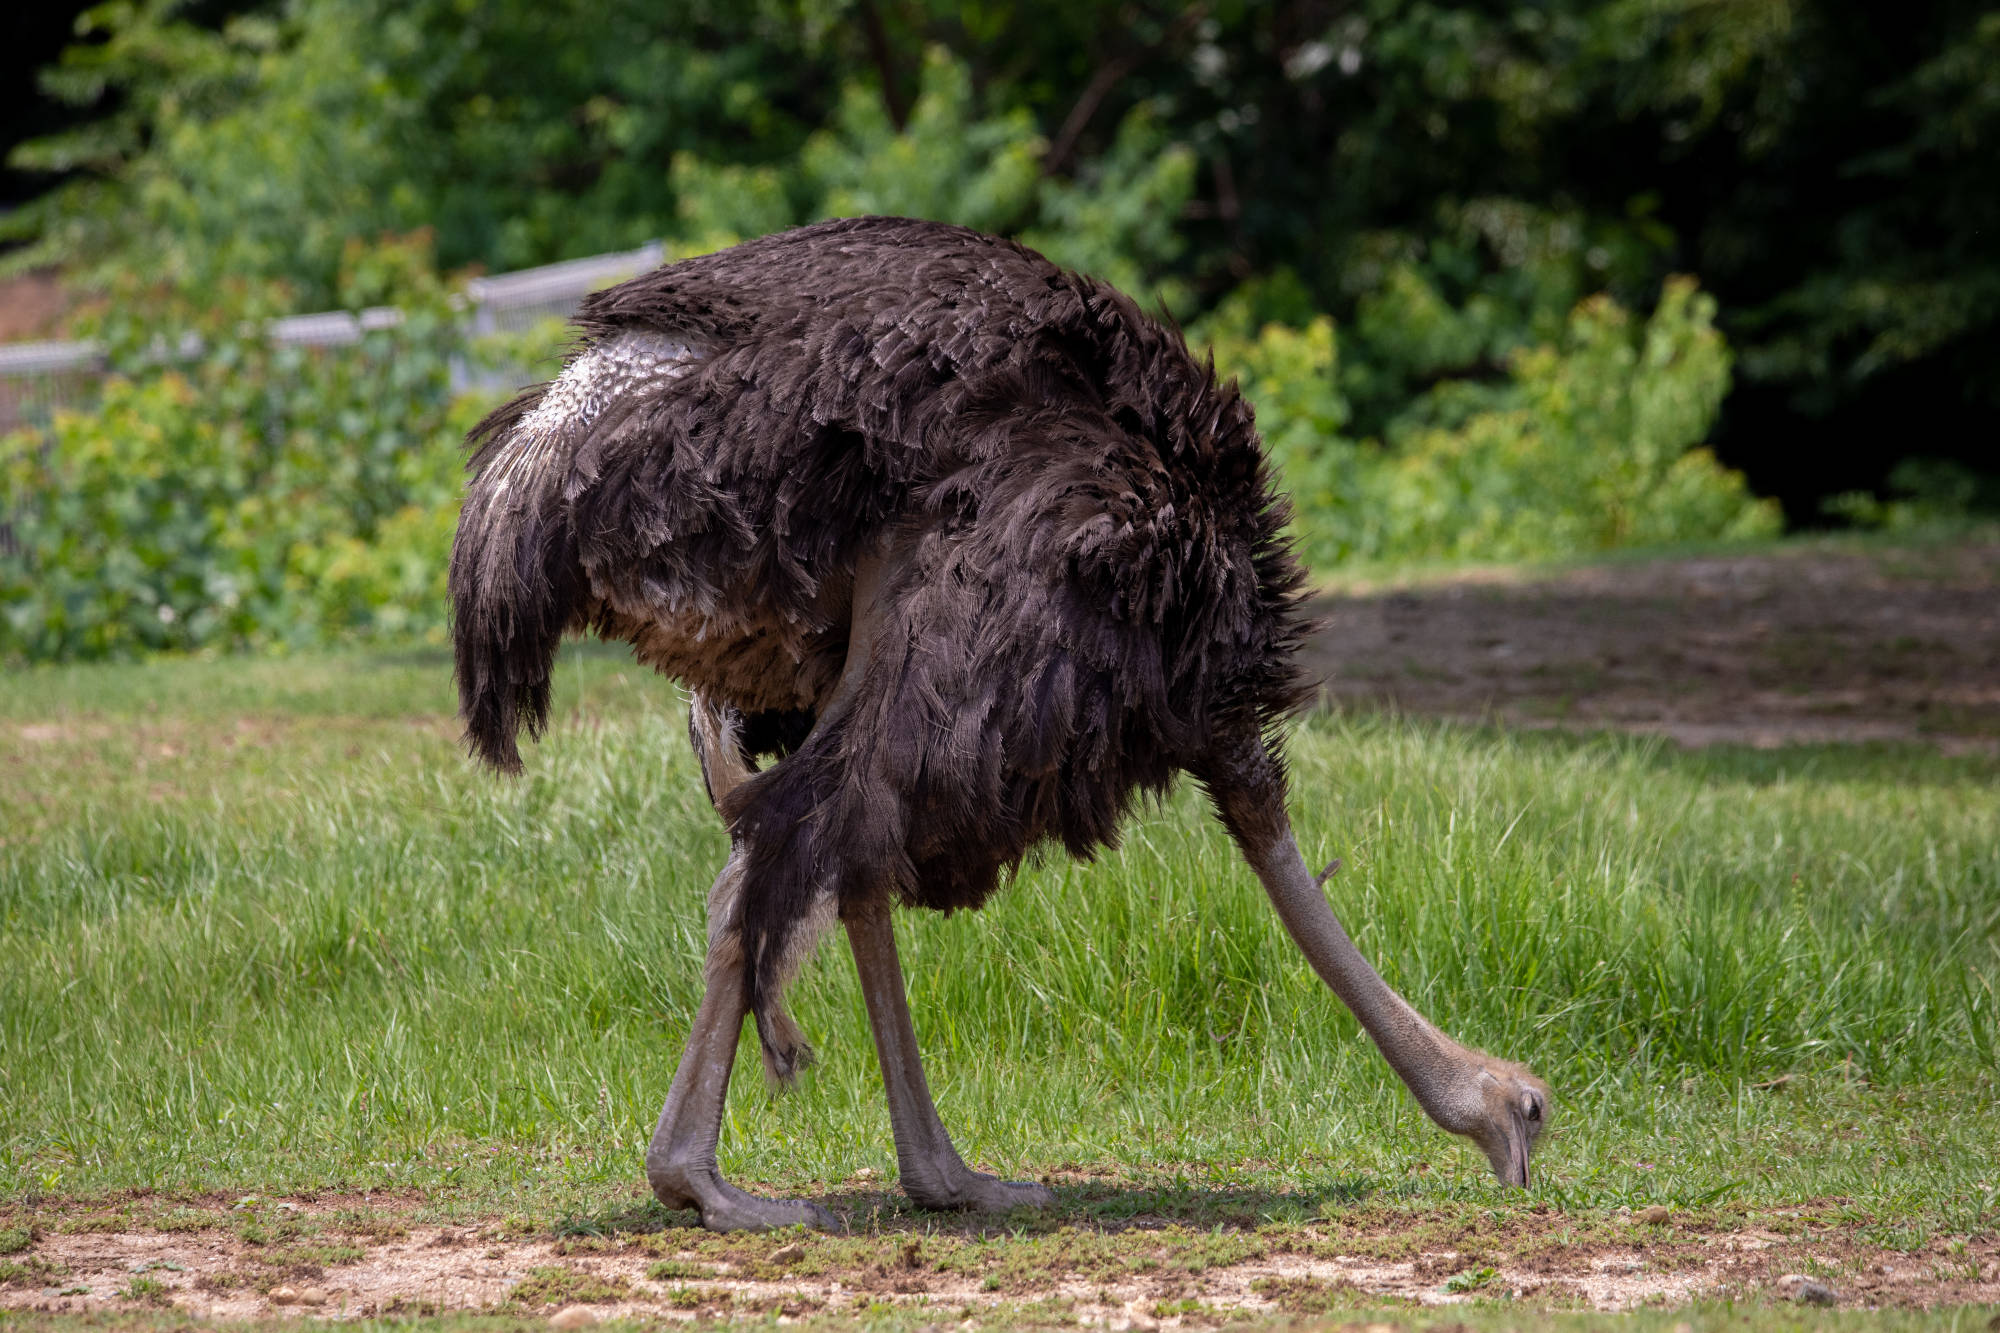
[3,1197,1994,1323]
[1301,541,2000,750]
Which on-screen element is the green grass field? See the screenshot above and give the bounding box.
[4,645,1995,1216]
[1,640,1997,1328]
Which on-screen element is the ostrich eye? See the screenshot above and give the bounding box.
[1524,1096,1542,1121]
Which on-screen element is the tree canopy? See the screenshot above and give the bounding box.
[7,0,1997,517]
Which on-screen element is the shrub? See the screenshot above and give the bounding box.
[2,234,1779,665]
[1200,313,1371,573]
[1205,276,1780,569]
[1822,457,1999,530]
[0,235,486,662]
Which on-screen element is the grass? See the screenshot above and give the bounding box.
[505,1264,630,1305]
[0,641,1996,1241]
[112,1278,168,1307]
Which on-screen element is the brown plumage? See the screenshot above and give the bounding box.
[454,217,1308,1056]
[451,217,1547,1230]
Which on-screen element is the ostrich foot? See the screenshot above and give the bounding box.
[648,1159,836,1233]
[901,1166,1055,1214]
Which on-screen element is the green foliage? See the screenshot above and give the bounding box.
[5,0,838,299]
[1204,278,1778,570]
[803,47,1045,238]
[1821,459,2000,532]
[1371,278,1780,562]
[1023,104,1198,311]
[799,47,1198,304]
[9,0,1994,509]
[1337,199,1673,439]
[667,154,795,255]
[1,655,1995,1211]
[0,235,473,661]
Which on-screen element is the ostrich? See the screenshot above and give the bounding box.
[451,217,1549,1231]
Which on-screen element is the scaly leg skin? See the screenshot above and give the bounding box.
[844,894,1056,1214]
[645,856,836,1232]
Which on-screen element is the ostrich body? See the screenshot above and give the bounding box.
[451,217,1548,1230]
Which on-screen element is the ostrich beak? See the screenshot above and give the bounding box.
[1501,1129,1531,1188]
[1477,1120,1533,1187]
[1474,1077,1546,1188]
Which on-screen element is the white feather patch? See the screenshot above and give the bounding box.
[522,330,700,439]
[484,330,700,506]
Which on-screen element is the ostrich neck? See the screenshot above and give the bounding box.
[1244,831,1482,1130]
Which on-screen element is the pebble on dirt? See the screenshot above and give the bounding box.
[1776,1274,1839,1306]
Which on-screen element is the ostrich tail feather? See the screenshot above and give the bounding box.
[449,389,585,774]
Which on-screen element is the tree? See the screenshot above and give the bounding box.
[8,0,1995,516]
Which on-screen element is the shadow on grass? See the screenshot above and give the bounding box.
[552,1175,1414,1239]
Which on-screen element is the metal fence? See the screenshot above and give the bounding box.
[0,240,665,434]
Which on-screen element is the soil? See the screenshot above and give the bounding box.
[3,1193,1995,1324]
[1298,540,2000,751]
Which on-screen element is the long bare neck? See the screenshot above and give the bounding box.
[1208,745,1487,1135]
[1248,833,1483,1116]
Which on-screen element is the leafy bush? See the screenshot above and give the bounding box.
[797,46,1196,306]
[3,241,1778,664]
[4,0,836,300]
[1205,277,1780,569]
[0,235,476,662]
[2,83,1778,667]
[803,48,1045,238]
[1822,458,2000,530]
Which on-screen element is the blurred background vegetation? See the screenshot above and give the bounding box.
[1,0,1995,661]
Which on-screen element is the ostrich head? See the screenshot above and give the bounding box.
[1438,1055,1551,1187]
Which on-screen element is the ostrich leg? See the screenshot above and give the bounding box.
[644,851,836,1231]
[645,695,833,1230]
[649,553,896,1232]
[843,895,1056,1212]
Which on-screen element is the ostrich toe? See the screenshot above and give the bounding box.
[901,1169,1055,1214]
[649,1161,836,1232]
